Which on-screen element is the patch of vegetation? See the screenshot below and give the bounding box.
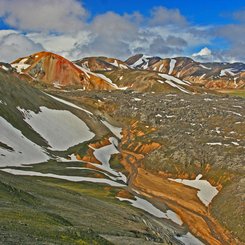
[0,170,165,244]
[219,89,245,97]
[211,176,245,242]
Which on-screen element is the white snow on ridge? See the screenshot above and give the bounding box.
[18,106,95,151]
[119,64,128,69]
[101,120,122,139]
[175,232,204,245]
[159,64,164,72]
[199,64,211,70]
[131,55,152,68]
[11,63,30,73]
[199,74,206,80]
[45,93,93,115]
[0,65,9,71]
[75,64,128,90]
[158,73,191,94]
[76,65,118,88]
[110,60,119,67]
[117,196,164,218]
[90,137,127,183]
[165,80,190,94]
[169,174,219,206]
[158,73,189,86]
[11,58,30,73]
[0,117,49,167]
[117,196,183,225]
[220,68,236,77]
[19,58,28,64]
[1,168,125,187]
[169,59,176,74]
[95,73,118,88]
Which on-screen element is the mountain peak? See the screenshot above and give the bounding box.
[11,52,117,90]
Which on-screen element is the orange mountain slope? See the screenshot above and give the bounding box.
[11,51,116,90]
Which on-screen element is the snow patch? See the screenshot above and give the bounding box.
[220,68,236,77]
[45,93,93,115]
[175,232,204,245]
[0,116,49,167]
[1,168,125,187]
[1,65,9,71]
[169,174,219,206]
[206,142,222,146]
[117,196,183,225]
[133,98,141,101]
[90,137,127,183]
[169,59,176,74]
[159,64,164,71]
[18,106,95,151]
[11,63,30,73]
[101,120,122,139]
[119,64,128,69]
[199,64,211,70]
[110,60,118,67]
[158,73,189,86]
[165,80,190,94]
[131,55,152,68]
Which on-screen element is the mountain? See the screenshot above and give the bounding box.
[74,57,214,94]
[125,54,162,69]
[0,62,13,72]
[74,56,130,72]
[0,51,244,244]
[10,51,245,93]
[11,51,117,90]
[125,54,245,89]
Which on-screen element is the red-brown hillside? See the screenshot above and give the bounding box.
[74,56,130,72]
[11,51,115,90]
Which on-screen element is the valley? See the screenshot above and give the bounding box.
[0,52,244,245]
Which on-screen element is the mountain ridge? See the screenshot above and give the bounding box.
[4,51,244,95]
[11,51,117,90]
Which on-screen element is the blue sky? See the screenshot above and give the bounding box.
[83,0,244,25]
[0,0,244,62]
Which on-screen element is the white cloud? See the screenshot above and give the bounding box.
[149,6,188,27]
[0,31,44,62]
[26,31,91,53]
[0,0,87,32]
[1,2,242,62]
[193,47,212,57]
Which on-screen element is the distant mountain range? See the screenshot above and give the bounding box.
[1,51,244,93]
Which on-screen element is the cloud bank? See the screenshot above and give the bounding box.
[0,0,244,63]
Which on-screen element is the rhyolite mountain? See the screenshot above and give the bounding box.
[125,54,245,89]
[8,51,245,93]
[74,56,130,71]
[0,51,244,245]
[11,51,117,90]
